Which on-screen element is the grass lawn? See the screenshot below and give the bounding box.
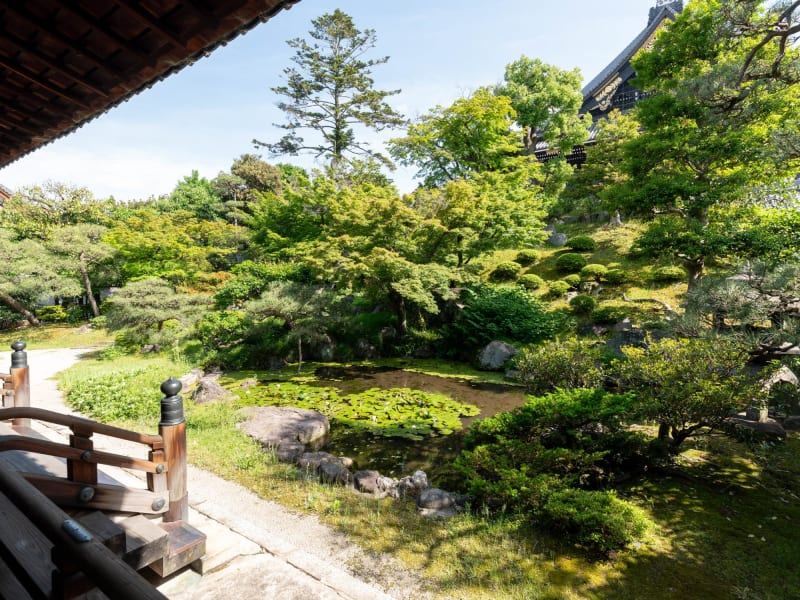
[0,323,112,350]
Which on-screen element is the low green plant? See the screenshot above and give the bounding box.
[513,338,605,395]
[651,265,686,283]
[580,264,608,282]
[555,253,588,273]
[490,261,521,282]
[591,304,628,324]
[605,268,628,285]
[563,274,581,288]
[514,249,540,266]
[35,305,69,323]
[547,280,571,297]
[569,294,597,315]
[517,273,545,290]
[566,235,597,251]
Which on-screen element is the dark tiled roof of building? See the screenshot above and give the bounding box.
[0,0,300,169]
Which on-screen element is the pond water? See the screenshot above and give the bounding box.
[308,366,526,488]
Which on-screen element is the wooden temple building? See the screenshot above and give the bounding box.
[535,0,684,166]
[0,1,301,597]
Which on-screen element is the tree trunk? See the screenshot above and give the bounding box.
[684,257,705,291]
[608,210,623,228]
[296,336,303,375]
[657,422,671,441]
[79,252,100,318]
[0,290,40,326]
[389,291,408,337]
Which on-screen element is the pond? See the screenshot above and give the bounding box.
[308,366,526,488]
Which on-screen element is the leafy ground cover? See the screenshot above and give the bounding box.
[57,353,800,600]
[0,323,111,350]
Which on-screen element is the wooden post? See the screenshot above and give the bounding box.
[10,340,30,430]
[159,378,187,522]
[67,425,97,485]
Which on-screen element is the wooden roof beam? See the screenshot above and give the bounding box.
[0,56,90,109]
[57,1,157,71]
[1,33,109,98]
[111,0,186,48]
[1,5,117,77]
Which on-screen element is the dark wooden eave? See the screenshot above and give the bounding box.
[0,0,300,169]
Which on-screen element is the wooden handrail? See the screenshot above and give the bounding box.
[0,407,164,448]
[0,434,167,473]
[0,461,168,600]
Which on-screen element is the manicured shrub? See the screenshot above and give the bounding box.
[513,338,605,395]
[36,305,69,322]
[490,261,521,282]
[555,253,588,273]
[448,286,564,351]
[605,269,628,285]
[563,274,581,288]
[580,264,608,282]
[590,304,628,324]
[566,235,597,252]
[518,273,545,290]
[541,488,650,555]
[514,249,540,266]
[547,280,571,297]
[569,294,596,315]
[651,265,685,283]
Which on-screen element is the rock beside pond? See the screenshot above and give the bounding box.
[237,406,330,459]
[297,452,352,485]
[354,470,401,498]
[397,470,428,499]
[478,341,519,371]
[417,488,458,518]
[192,377,236,404]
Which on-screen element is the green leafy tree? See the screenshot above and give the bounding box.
[0,237,80,326]
[389,88,522,187]
[613,337,761,450]
[254,9,405,172]
[47,224,116,317]
[610,0,800,288]
[159,170,224,221]
[104,278,211,347]
[2,182,110,240]
[496,55,589,153]
[245,281,338,372]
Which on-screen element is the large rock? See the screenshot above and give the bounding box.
[354,470,398,498]
[180,368,205,390]
[397,470,428,498]
[297,452,353,485]
[237,406,330,457]
[417,488,458,519]
[477,341,518,371]
[547,232,568,247]
[724,416,787,443]
[191,377,235,404]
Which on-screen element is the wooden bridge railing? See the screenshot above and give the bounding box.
[0,341,188,521]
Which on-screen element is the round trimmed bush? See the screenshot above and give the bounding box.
[518,273,545,290]
[563,274,581,288]
[490,261,521,282]
[605,269,628,285]
[555,253,588,273]
[651,266,685,283]
[566,235,597,252]
[36,305,69,323]
[514,249,540,266]
[591,304,628,324]
[580,264,608,282]
[569,294,597,315]
[547,280,571,297]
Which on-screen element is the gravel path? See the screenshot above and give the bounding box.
[0,347,433,600]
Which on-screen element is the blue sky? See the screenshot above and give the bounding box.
[0,0,657,200]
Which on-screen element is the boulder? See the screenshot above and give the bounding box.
[237,406,330,453]
[417,488,458,519]
[180,368,205,390]
[191,377,235,404]
[547,232,568,247]
[239,377,258,390]
[477,341,518,371]
[297,452,352,485]
[397,470,428,498]
[724,416,786,443]
[354,470,382,494]
[782,416,800,431]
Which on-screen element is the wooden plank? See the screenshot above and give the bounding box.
[78,511,126,555]
[20,474,169,515]
[149,521,206,577]
[0,462,169,600]
[68,428,98,485]
[120,515,169,570]
[0,493,53,599]
[161,421,187,522]
[0,552,35,600]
